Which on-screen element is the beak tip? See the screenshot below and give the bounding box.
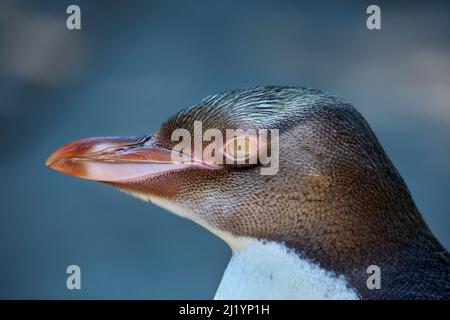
[45,151,60,168]
[45,157,52,167]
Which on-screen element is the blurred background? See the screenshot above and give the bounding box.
[0,0,449,299]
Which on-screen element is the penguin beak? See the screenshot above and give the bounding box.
[45,136,203,182]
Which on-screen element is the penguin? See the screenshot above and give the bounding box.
[46,86,450,299]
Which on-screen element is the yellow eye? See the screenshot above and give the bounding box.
[225,136,258,161]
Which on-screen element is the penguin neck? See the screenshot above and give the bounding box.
[214,238,360,300]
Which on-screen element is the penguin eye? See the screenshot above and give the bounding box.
[224,135,258,163]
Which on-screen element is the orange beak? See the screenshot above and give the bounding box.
[46,136,206,182]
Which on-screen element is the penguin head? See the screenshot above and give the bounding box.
[46,86,423,261]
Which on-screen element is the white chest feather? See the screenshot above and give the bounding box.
[214,240,359,300]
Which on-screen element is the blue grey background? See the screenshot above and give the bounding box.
[0,0,449,299]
